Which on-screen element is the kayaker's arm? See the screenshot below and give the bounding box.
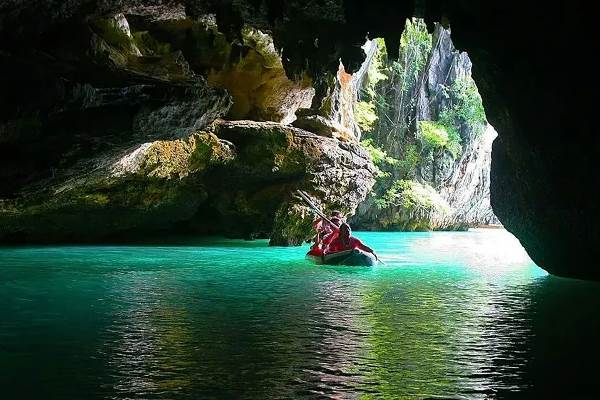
[365,248,383,263]
[353,239,379,260]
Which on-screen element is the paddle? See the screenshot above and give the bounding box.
[295,190,340,228]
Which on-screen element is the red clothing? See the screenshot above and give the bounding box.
[310,230,338,255]
[321,230,338,246]
[312,217,335,235]
[325,236,371,254]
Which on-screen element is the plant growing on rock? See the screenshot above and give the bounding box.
[351,20,493,231]
[417,120,462,158]
[360,139,399,178]
[355,101,379,132]
[438,76,487,138]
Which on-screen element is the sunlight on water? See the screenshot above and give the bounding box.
[1,229,599,398]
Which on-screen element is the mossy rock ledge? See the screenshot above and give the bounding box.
[0,120,376,245]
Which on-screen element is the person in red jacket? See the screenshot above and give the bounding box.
[309,212,344,256]
[324,223,379,261]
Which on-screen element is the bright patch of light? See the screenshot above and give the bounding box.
[408,229,547,277]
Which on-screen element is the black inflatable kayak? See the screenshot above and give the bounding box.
[306,248,378,266]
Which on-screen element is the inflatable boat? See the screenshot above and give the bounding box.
[306,248,378,266]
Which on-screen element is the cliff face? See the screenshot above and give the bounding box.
[0,8,375,245]
[352,22,498,231]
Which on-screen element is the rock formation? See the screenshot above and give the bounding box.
[352,22,498,231]
[0,119,375,244]
[0,8,375,245]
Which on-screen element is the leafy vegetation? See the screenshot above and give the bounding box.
[355,101,379,132]
[439,76,487,137]
[363,38,388,99]
[418,121,449,148]
[396,144,421,178]
[375,179,450,216]
[397,18,433,97]
[354,18,489,230]
[369,19,432,142]
[417,120,462,158]
[361,139,399,178]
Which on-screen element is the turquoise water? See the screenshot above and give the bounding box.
[1,230,600,399]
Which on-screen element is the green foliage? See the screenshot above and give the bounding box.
[361,139,399,167]
[452,77,487,127]
[395,18,433,96]
[417,121,462,158]
[355,39,388,135]
[355,101,379,132]
[364,38,389,99]
[375,179,450,216]
[361,139,399,179]
[439,76,487,137]
[355,18,489,225]
[444,126,463,159]
[397,144,421,178]
[362,18,433,148]
[418,121,448,148]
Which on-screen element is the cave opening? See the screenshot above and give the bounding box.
[348,18,500,233]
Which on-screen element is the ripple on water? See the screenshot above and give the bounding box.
[2,230,600,398]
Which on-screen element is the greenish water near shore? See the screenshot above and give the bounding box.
[1,230,599,398]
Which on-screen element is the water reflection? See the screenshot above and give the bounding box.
[102,274,197,398]
[2,231,600,398]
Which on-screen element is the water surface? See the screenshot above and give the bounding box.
[1,230,599,399]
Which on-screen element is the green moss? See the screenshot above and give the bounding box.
[188,133,234,171]
[80,193,110,206]
[241,25,282,68]
[132,31,172,56]
[89,17,134,52]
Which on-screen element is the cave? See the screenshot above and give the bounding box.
[3,2,600,398]
[0,0,598,283]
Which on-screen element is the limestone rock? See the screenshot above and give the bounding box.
[0,121,375,244]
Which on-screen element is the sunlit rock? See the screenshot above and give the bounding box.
[0,121,375,244]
